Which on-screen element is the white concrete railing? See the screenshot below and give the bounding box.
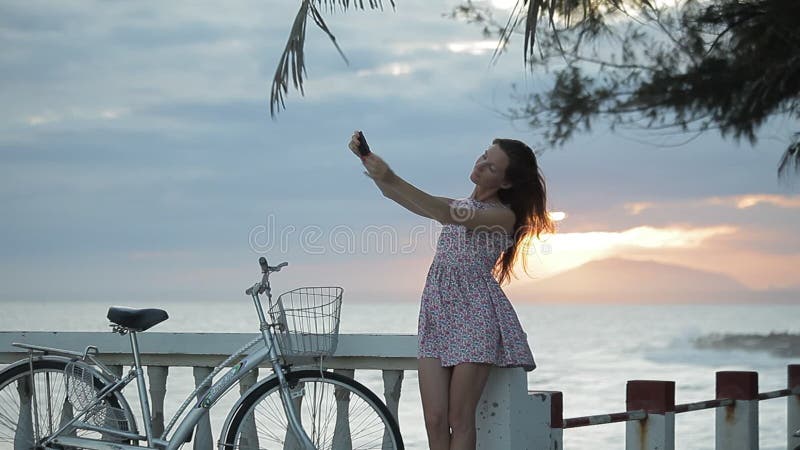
[0,331,556,449]
[1,332,799,450]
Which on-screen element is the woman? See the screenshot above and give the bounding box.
[348,131,555,450]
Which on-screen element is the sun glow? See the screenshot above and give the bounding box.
[518,224,738,278]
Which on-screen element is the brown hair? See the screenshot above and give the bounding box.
[492,138,557,285]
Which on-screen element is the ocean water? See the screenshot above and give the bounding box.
[2,300,799,449]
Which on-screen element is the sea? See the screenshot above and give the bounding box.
[2,300,799,450]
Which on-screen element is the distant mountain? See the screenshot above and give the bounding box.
[510,257,800,303]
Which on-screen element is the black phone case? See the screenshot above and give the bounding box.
[357,131,371,157]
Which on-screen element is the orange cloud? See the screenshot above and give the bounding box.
[624,193,800,215]
[519,224,738,279]
[623,201,656,215]
[704,194,800,209]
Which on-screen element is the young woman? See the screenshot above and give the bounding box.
[348,131,555,450]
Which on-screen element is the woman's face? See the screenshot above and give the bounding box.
[470,143,511,190]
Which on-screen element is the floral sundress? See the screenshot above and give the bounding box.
[417,197,536,371]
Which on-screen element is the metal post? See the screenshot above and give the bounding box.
[528,390,564,449]
[129,331,154,447]
[625,380,675,450]
[716,371,758,450]
[788,365,800,450]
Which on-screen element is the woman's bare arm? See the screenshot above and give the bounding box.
[373,176,453,218]
[374,169,515,234]
[347,131,514,232]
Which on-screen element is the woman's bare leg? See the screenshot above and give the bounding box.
[418,357,452,450]
[448,363,491,450]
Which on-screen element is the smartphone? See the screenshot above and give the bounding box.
[357,131,372,157]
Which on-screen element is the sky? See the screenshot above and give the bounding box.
[1,0,798,305]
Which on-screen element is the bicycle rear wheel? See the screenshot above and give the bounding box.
[223,369,403,449]
[0,359,137,448]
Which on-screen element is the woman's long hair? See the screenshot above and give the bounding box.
[492,138,557,285]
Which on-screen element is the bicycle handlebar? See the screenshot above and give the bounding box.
[246,257,288,295]
[259,256,288,274]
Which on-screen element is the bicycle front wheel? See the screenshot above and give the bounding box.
[0,358,137,448]
[223,369,403,450]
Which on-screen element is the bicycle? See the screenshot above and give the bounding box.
[0,257,404,449]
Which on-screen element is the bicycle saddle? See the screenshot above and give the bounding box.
[107,306,169,332]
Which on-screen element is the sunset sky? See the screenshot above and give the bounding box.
[1,1,798,305]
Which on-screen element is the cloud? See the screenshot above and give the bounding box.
[356,62,413,77]
[24,107,130,126]
[446,40,500,55]
[128,250,196,261]
[705,194,800,209]
[26,111,61,126]
[624,201,655,215]
[622,194,800,218]
[522,224,738,278]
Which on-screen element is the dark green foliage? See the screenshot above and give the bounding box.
[450,0,800,178]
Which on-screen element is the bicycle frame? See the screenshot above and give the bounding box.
[13,262,317,450]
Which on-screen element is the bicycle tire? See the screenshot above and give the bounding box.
[222,369,404,449]
[0,358,137,448]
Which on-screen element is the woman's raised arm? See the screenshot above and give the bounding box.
[365,156,515,233]
[347,131,514,232]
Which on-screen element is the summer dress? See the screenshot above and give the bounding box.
[417,197,536,371]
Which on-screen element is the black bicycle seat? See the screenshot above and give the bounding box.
[107,306,169,332]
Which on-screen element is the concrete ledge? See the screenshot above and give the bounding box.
[0,331,419,370]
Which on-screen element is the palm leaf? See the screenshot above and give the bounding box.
[270,1,310,118]
[270,0,395,117]
[523,0,545,64]
[491,0,547,66]
[777,134,800,179]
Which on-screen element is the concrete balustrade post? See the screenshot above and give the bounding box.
[787,365,800,449]
[192,367,213,450]
[382,370,403,422]
[332,369,356,450]
[625,380,675,450]
[236,369,259,449]
[716,371,758,450]
[476,367,557,449]
[383,369,404,446]
[14,376,34,450]
[146,366,168,437]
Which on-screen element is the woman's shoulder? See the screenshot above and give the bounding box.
[467,197,512,212]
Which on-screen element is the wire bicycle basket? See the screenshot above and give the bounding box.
[65,362,131,433]
[269,286,343,358]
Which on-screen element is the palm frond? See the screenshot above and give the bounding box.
[270,1,310,118]
[309,3,350,65]
[491,0,524,65]
[523,0,545,64]
[270,0,396,117]
[314,0,396,11]
[777,133,800,179]
[492,0,547,66]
